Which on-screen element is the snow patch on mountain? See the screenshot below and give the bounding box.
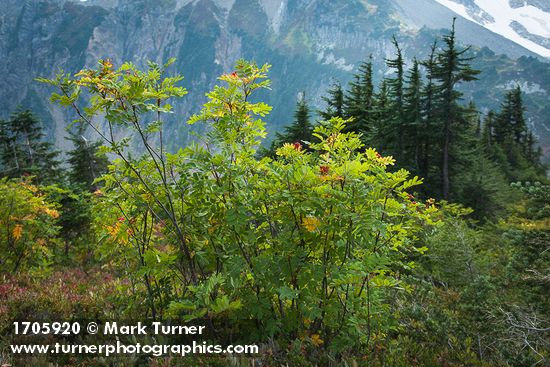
[434,0,550,58]
[316,50,354,72]
[497,80,546,94]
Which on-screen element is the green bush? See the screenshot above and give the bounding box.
[0,178,61,273]
[42,59,437,357]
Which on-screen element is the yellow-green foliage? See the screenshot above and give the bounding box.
[43,59,438,355]
[0,178,61,273]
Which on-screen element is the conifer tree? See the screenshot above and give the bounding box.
[419,42,439,187]
[66,124,109,191]
[283,92,313,144]
[320,82,345,121]
[491,87,544,180]
[494,86,527,145]
[432,19,480,199]
[524,132,543,167]
[0,109,61,184]
[481,110,496,152]
[403,58,423,171]
[455,102,512,220]
[268,93,314,155]
[369,79,394,152]
[344,75,364,124]
[343,58,374,135]
[385,36,405,160]
[457,145,511,220]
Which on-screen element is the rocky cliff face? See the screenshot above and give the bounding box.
[1,0,549,156]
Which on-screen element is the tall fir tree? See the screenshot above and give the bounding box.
[267,93,314,155]
[403,58,423,171]
[369,79,395,153]
[491,87,544,180]
[343,57,375,136]
[283,92,313,144]
[66,124,109,191]
[458,102,516,220]
[419,42,439,191]
[432,19,480,199]
[320,82,345,121]
[384,36,406,161]
[494,86,527,145]
[0,109,61,184]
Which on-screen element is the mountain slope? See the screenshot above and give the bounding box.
[433,0,550,58]
[0,0,548,157]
